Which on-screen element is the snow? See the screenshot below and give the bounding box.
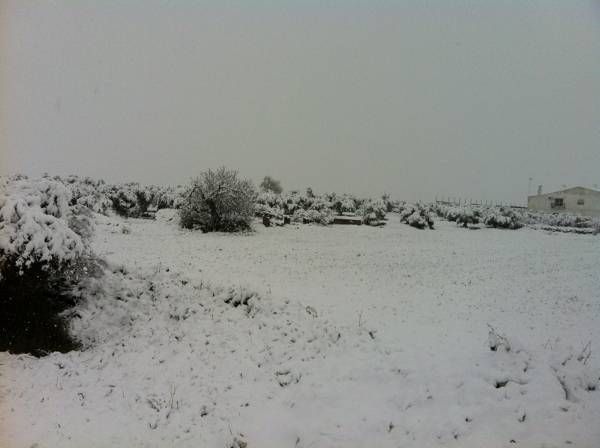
[1,214,600,447]
[0,178,85,270]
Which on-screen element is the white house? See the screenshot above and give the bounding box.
[527,186,600,216]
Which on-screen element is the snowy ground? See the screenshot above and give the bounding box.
[2,212,600,447]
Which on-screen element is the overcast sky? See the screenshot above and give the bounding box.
[1,1,599,203]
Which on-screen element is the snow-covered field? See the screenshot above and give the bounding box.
[2,212,600,447]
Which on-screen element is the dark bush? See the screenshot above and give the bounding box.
[260,176,283,194]
[0,261,80,355]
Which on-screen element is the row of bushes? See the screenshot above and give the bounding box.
[522,210,600,230]
[435,203,600,231]
[9,172,599,234]
[46,175,183,218]
[41,173,397,229]
[7,173,399,232]
[434,204,523,229]
[254,190,391,226]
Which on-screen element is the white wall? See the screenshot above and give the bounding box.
[528,188,600,216]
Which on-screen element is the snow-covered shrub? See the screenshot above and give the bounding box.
[179,167,257,232]
[399,203,434,229]
[143,184,179,210]
[447,206,480,227]
[105,183,142,217]
[435,204,479,225]
[104,183,175,217]
[255,191,285,218]
[359,199,387,225]
[255,193,287,226]
[272,192,332,225]
[52,175,112,215]
[523,211,600,230]
[443,206,461,222]
[0,177,96,355]
[483,207,523,230]
[0,178,88,273]
[307,197,335,224]
[291,205,334,225]
[282,192,302,215]
[309,207,334,225]
[256,189,398,227]
[381,193,400,212]
[341,197,357,214]
[407,211,427,229]
[329,193,358,215]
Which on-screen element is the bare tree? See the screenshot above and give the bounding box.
[179,167,257,232]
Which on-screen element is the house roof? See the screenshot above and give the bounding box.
[529,186,600,198]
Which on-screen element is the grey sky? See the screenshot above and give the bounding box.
[1,1,599,203]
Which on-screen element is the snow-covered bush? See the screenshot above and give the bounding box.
[434,204,480,226]
[255,193,287,226]
[381,193,400,212]
[306,197,335,224]
[40,175,184,217]
[255,191,285,218]
[269,192,333,225]
[144,184,180,210]
[0,177,96,355]
[179,167,257,232]
[328,193,358,215]
[341,197,357,214]
[442,206,481,228]
[282,192,302,215]
[359,199,387,225]
[291,207,334,225]
[443,206,461,222]
[399,203,434,229]
[483,207,523,230]
[0,178,88,274]
[523,211,600,230]
[105,183,142,217]
[52,175,112,215]
[257,190,397,227]
[105,183,179,217]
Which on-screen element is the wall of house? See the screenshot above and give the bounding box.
[528,189,600,216]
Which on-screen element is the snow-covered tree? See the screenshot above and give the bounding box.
[179,167,257,232]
